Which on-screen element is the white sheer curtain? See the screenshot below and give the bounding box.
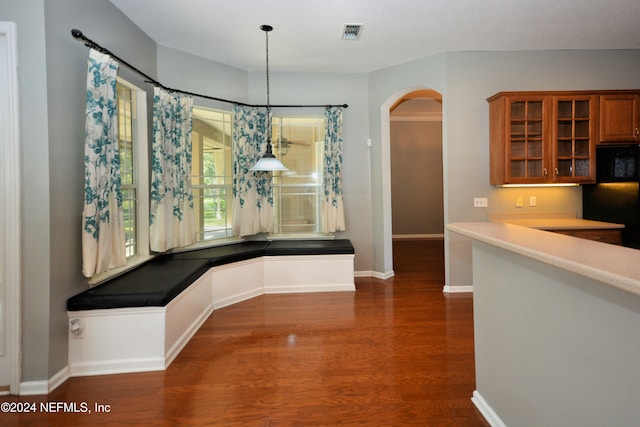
[321,107,346,232]
[231,106,274,236]
[81,49,126,277]
[149,87,196,252]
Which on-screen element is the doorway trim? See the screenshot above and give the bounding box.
[0,21,22,395]
[381,86,444,279]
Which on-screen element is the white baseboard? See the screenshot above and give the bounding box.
[213,288,263,310]
[354,270,373,277]
[355,270,395,279]
[265,283,356,294]
[20,366,71,396]
[442,285,474,293]
[19,381,49,396]
[372,270,395,280]
[69,357,165,377]
[471,390,507,427]
[48,366,71,393]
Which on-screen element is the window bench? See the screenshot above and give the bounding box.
[66,239,355,377]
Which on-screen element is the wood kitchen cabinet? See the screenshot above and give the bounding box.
[489,91,596,185]
[599,93,640,144]
[553,95,598,183]
[551,228,622,245]
[489,93,549,185]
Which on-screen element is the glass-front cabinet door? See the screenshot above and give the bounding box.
[489,93,550,185]
[489,91,598,186]
[505,96,550,184]
[553,96,596,183]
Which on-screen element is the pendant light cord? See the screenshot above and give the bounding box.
[264,26,271,109]
[262,25,272,143]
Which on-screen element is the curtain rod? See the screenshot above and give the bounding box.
[71,29,348,109]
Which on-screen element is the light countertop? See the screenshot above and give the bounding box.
[487,212,624,230]
[491,217,624,230]
[448,221,640,297]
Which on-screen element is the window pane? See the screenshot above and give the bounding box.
[116,82,138,257]
[272,117,324,234]
[121,187,137,257]
[118,85,134,186]
[192,107,234,241]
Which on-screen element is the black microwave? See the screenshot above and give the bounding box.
[596,145,640,183]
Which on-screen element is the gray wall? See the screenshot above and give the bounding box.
[0,0,50,383]
[391,120,443,236]
[445,50,640,287]
[473,241,640,425]
[0,0,158,382]
[369,54,448,278]
[157,44,249,109]
[4,0,640,385]
[43,0,158,380]
[369,49,640,287]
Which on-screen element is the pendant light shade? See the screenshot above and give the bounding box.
[249,25,288,172]
[249,147,288,171]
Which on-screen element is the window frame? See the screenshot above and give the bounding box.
[88,78,150,285]
[269,114,332,239]
[190,106,236,244]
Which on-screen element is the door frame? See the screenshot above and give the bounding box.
[0,21,22,395]
[380,86,445,279]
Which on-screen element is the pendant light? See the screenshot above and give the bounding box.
[249,25,288,172]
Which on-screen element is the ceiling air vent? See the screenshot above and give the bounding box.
[342,23,363,41]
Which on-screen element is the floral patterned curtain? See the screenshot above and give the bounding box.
[322,107,346,232]
[82,49,126,278]
[150,87,196,251]
[231,106,274,236]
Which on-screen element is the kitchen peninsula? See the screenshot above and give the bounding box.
[489,212,624,244]
[448,221,640,427]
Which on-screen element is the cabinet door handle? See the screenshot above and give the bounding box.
[635,127,639,139]
[554,168,559,176]
[544,168,548,177]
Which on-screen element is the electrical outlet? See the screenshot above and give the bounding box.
[516,196,524,207]
[70,318,84,338]
[474,197,488,208]
[529,196,537,207]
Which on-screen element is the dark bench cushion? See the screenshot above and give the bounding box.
[170,241,269,266]
[264,239,355,256]
[68,239,354,311]
[67,257,210,311]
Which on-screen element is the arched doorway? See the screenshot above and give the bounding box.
[381,88,444,276]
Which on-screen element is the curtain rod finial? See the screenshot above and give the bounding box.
[71,29,83,39]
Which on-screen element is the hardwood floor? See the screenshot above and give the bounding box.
[2,239,488,426]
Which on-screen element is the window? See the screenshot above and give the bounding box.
[271,116,325,234]
[189,111,326,240]
[116,82,137,257]
[90,79,149,284]
[192,107,234,241]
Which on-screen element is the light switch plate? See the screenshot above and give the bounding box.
[474,197,488,208]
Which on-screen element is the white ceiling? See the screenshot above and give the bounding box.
[109,0,640,73]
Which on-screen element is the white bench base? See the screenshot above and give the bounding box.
[68,254,355,377]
